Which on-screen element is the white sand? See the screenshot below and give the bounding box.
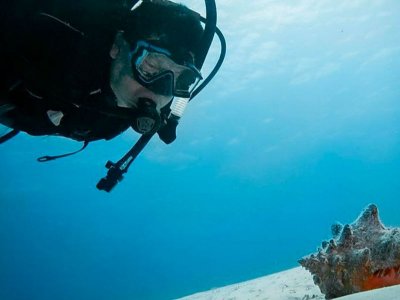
[176,267,400,300]
[336,285,400,300]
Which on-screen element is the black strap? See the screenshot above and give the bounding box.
[37,140,89,162]
[0,129,20,144]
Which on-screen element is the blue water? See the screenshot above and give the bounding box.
[1,1,400,299]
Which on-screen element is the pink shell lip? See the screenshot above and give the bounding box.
[372,265,400,278]
[362,265,400,291]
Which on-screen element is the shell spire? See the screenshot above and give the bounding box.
[353,203,385,230]
[338,224,354,247]
[331,222,343,239]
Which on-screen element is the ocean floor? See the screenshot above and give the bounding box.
[176,267,400,300]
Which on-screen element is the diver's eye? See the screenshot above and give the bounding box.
[140,60,161,77]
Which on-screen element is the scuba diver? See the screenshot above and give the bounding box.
[0,0,226,192]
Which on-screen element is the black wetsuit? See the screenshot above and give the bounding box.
[0,0,138,141]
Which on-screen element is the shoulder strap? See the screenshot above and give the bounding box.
[0,129,20,144]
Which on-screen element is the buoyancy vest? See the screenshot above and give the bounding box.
[1,1,136,142]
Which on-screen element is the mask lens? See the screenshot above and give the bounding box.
[146,71,174,96]
[137,52,171,79]
[132,51,173,96]
[131,43,202,97]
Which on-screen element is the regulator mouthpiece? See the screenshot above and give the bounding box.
[131,98,161,135]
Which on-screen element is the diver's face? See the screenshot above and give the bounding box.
[109,33,172,111]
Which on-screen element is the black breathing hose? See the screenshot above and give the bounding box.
[195,0,217,69]
[191,25,226,101]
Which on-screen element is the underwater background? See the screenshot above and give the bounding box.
[1,0,399,299]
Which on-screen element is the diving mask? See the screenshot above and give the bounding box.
[130,41,202,98]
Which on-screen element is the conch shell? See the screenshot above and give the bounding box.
[299,204,400,299]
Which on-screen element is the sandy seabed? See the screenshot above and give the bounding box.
[176,267,400,300]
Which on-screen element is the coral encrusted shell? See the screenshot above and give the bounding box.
[299,204,400,299]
